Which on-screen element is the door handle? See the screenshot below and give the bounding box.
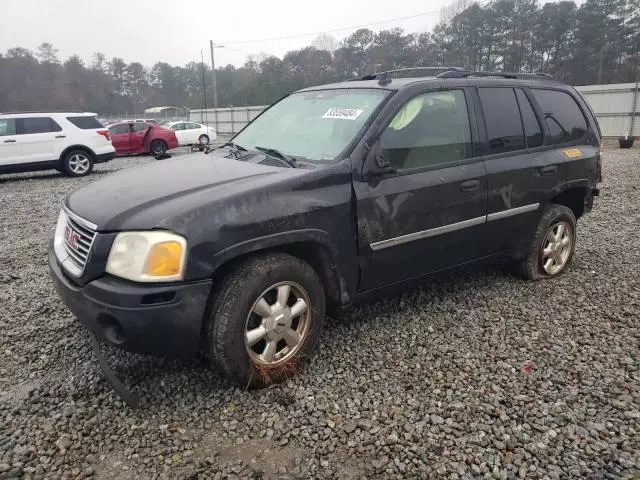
[460,180,480,192]
[539,165,557,175]
[55,135,66,138]
[3,139,16,143]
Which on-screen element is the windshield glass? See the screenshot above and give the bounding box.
[232,88,390,162]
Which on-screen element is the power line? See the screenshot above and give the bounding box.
[219,10,443,45]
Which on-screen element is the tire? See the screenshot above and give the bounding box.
[618,137,635,149]
[208,253,326,388]
[516,204,577,280]
[150,139,167,156]
[62,149,93,177]
[198,134,209,145]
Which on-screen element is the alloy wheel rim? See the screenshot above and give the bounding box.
[541,221,572,275]
[244,281,310,366]
[68,154,89,174]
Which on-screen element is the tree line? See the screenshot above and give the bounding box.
[0,0,638,115]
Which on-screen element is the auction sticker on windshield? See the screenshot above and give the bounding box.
[322,108,364,120]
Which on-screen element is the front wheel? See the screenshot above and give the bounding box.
[208,253,326,388]
[150,139,167,156]
[198,134,209,145]
[516,204,577,280]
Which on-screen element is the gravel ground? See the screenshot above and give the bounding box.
[0,148,639,480]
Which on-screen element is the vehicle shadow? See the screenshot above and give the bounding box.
[0,169,114,184]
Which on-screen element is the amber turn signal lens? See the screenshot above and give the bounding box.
[144,241,184,277]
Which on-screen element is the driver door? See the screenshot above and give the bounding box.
[354,88,488,292]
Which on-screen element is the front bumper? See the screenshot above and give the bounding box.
[49,245,212,357]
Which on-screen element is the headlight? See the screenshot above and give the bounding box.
[106,231,187,282]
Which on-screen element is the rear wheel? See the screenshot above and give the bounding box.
[208,253,326,388]
[62,150,93,177]
[516,204,576,280]
[150,139,167,156]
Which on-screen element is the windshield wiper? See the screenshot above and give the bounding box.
[207,141,247,158]
[254,146,297,167]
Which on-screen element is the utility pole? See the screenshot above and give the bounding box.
[209,40,218,109]
[209,40,221,133]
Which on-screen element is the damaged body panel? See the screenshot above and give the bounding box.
[49,71,601,393]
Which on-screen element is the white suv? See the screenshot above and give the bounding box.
[0,112,116,177]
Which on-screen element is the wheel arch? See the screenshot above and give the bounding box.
[206,230,350,309]
[549,182,591,220]
[58,145,96,163]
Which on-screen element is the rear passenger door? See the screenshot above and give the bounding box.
[16,117,63,164]
[109,124,132,153]
[478,87,566,254]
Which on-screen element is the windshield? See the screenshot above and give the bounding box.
[232,88,390,162]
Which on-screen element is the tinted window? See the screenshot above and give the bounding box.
[515,89,543,148]
[172,123,185,131]
[132,122,149,132]
[109,124,130,135]
[531,89,587,145]
[19,117,62,134]
[380,90,472,170]
[0,119,16,136]
[187,123,200,130]
[67,116,103,129]
[479,88,525,154]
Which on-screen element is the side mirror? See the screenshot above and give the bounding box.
[366,139,397,176]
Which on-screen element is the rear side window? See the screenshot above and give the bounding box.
[515,89,543,148]
[0,119,16,136]
[132,122,149,132]
[67,116,104,129]
[109,124,130,135]
[479,87,525,154]
[18,117,62,134]
[172,123,185,131]
[531,89,587,145]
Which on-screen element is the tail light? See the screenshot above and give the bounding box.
[97,129,111,141]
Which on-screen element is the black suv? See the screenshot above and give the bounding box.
[49,68,602,388]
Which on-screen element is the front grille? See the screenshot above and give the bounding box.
[63,214,96,271]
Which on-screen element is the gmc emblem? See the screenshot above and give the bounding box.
[64,226,81,251]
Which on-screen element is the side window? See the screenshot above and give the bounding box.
[380,90,472,170]
[18,117,62,134]
[172,123,185,131]
[531,89,588,145]
[478,88,525,154]
[515,89,543,148]
[0,119,16,136]
[132,122,149,132]
[189,123,201,130]
[109,124,130,135]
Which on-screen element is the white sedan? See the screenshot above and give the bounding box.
[163,121,217,146]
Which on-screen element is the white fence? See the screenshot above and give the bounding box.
[191,82,639,138]
[190,106,267,135]
[576,83,639,138]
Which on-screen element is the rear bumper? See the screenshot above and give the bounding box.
[49,245,212,357]
[95,152,116,163]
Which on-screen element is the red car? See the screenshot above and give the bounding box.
[107,121,179,156]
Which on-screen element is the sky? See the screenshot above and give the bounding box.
[0,0,457,68]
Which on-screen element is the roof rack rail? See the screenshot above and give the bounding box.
[354,67,467,85]
[436,70,558,81]
[0,110,91,115]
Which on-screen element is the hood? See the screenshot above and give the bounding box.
[66,151,304,231]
